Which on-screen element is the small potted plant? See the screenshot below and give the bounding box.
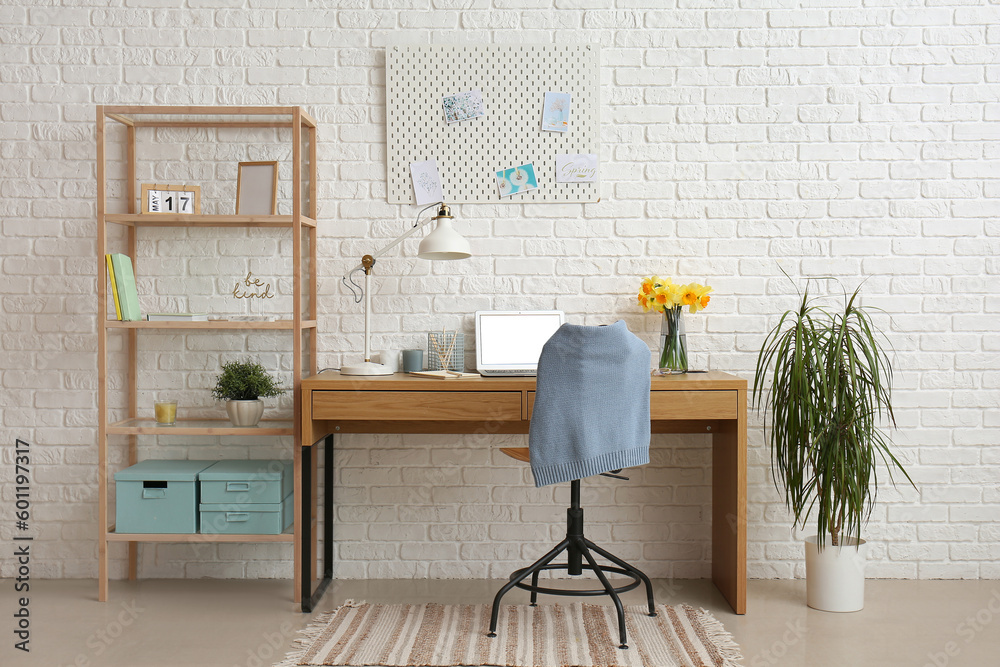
[753,280,914,612]
[211,358,285,427]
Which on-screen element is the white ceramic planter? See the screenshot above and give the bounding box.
[805,535,868,612]
[226,399,265,427]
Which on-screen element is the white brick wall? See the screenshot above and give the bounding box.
[1,0,997,583]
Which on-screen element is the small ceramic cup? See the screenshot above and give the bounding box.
[401,349,424,373]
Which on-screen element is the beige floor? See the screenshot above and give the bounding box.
[2,578,998,666]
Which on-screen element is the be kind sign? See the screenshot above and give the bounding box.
[555,154,598,183]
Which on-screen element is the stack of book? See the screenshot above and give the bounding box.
[106,254,209,322]
[105,253,141,321]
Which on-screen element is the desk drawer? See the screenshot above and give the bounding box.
[526,390,737,421]
[312,390,523,422]
[651,390,736,420]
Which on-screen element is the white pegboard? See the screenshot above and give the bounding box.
[386,44,600,204]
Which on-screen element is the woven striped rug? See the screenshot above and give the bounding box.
[276,601,742,667]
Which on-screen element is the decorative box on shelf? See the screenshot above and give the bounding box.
[198,460,293,535]
[114,460,217,534]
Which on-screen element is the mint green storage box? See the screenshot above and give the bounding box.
[199,494,293,535]
[198,460,293,505]
[114,460,216,534]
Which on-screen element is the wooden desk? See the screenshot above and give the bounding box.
[300,370,747,614]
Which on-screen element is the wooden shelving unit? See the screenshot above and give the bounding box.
[96,106,318,604]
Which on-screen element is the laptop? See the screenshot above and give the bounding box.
[475,310,565,376]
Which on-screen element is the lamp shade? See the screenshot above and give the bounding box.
[417,217,472,260]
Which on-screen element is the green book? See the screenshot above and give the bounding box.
[108,253,141,321]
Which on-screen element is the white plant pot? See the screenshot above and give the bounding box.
[805,535,868,612]
[226,399,264,427]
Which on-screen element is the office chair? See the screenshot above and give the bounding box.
[486,321,656,650]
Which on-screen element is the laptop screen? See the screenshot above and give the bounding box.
[475,310,565,374]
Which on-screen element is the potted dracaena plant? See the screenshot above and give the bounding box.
[212,358,285,427]
[752,280,914,612]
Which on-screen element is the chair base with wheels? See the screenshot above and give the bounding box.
[486,448,656,650]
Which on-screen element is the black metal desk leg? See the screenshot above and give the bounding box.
[301,434,334,612]
[324,434,334,578]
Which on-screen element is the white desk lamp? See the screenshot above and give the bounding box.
[341,202,471,376]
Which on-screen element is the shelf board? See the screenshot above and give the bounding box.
[106,528,294,543]
[103,214,317,228]
[105,319,317,331]
[101,105,317,128]
[107,418,294,436]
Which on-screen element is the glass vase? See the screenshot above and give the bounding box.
[657,306,688,374]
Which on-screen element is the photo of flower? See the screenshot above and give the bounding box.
[495,163,538,197]
[541,91,571,132]
[409,159,443,205]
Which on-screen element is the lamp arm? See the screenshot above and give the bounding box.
[368,213,434,262]
[341,202,443,303]
[344,202,442,276]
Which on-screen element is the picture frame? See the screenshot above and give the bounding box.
[140,184,201,214]
[236,161,278,215]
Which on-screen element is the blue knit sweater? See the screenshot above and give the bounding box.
[528,321,651,487]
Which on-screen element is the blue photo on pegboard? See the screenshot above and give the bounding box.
[496,163,538,198]
[541,92,571,132]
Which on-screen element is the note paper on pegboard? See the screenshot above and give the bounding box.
[386,43,600,204]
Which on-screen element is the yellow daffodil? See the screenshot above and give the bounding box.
[636,276,712,315]
[696,285,712,311]
[679,283,714,313]
[680,284,699,308]
[637,292,653,312]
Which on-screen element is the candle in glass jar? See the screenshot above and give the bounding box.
[154,401,177,425]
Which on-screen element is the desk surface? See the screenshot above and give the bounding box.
[299,369,747,615]
[302,369,746,392]
[302,370,746,439]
